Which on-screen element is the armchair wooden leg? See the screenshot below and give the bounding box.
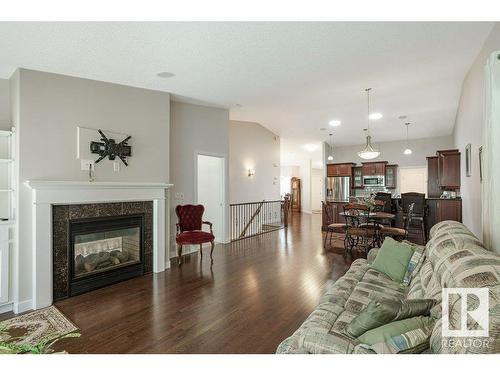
[177,244,183,265]
[210,241,215,261]
[199,243,203,257]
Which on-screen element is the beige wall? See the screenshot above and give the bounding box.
[170,101,230,253]
[453,23,500,240]
[327,136,453,168]
[229,120,280,203]
[0,79,10,130]
[12,69,171,306]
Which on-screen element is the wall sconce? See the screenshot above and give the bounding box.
[247,169,255,177]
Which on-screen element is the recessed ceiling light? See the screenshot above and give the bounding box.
[157,72,175,78]
[369,113,383,120]
[328,119,341,127]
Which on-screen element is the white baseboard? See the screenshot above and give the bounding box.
[165,260,171,269]
[0,302,13,314]
[14,299,32,314]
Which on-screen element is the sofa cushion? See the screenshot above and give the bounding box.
[402,242,425,286]
[346,298,435,338]
[363,325,433,354]
[371,237,415,282]
[419,259,434,292]
[358,316,435,345]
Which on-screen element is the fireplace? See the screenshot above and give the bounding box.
[68,214,145,296]
[52,201,155,301]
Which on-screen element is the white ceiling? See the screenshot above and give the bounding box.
[0,22,493,145]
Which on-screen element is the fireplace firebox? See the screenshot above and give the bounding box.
[68,214,145,296]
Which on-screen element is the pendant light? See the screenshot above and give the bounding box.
[403,122,412,155]
[327,133,334,161]
[358,88,381,160]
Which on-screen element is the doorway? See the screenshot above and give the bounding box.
[399,167,427,195]
[196,154,225,242]
[311,168,324,213]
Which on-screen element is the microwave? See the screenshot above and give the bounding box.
[363,175,385,187]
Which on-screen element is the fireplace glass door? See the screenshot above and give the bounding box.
[74,227,141,278]
[69,214,144,296]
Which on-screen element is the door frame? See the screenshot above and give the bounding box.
[194,150,229,244]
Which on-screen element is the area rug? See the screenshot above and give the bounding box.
[0,305,80,354]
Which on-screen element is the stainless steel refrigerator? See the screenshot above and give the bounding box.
[326,176,351,202]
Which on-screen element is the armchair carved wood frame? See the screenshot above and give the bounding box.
[175,204,215,265]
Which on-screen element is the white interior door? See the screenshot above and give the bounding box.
[311,171,323,212]
[399,167,427,195]
[197,154,224,242]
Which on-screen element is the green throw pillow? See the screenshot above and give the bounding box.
[371,237,415,282]
[345,298,435,338]
[358,316,435,345]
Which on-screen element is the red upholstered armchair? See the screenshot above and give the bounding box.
[175,204,215,264]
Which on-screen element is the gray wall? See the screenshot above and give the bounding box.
[453,24,500,240]
[229,120,280,203]
[12,69,170,306]
[327,136,453,168]
[0,79,10,130]
[169,101,230,254]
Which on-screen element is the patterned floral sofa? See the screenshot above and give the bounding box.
[276,221,500,354]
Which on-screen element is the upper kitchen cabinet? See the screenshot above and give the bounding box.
[427,156,443,198]
[385,164,398,189]
[327,163,355,177]
[352,166,363,188]
[361,161,387,176]
[437,149,461,189]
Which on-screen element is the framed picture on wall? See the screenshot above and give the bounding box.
[465,143,471,177]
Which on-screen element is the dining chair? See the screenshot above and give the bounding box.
[401,192,427,243]
[380,203,414,241]
[322,201,349,250]
[343,203,376,257]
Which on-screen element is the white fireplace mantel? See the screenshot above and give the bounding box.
[25,180,173,310]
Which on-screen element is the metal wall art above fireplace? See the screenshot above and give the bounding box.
[52,201,153,301]
[69,214,144,296]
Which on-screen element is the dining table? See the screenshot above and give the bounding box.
[339,211,396,250]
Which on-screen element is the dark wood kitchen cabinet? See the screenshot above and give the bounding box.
[427,156,444,198]
[353,166,363,188]
[426,199,462,236]
[362,161,387,176]
[437,149,461,189]
[385,164,398,188]
[327,163,355,177]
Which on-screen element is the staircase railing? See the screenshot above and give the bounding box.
[230,197,289,241]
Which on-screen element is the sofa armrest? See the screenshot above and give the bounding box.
[367,247,379,264]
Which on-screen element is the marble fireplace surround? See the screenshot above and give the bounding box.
[25,180,173,310]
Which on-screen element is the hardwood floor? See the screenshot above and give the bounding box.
[47,212,353,354]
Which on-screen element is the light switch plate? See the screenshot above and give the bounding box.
[113,162,120,172]
[80,159,94,171]
[174,192,184,200]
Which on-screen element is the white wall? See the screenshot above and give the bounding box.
[453,24,500,240]
[12,69,171,309]
[170,101,230,255]
[0,79,10,130]
[229,120,280,203]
